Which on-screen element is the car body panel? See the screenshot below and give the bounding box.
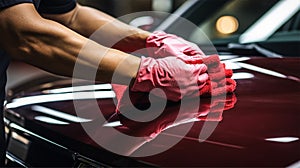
[4,57,300,167]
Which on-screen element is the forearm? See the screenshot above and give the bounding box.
[42,4,151,53]
[0,4,140,85]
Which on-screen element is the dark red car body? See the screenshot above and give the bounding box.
[4,57,300,167]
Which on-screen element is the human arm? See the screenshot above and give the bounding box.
[45,5,206,64]
[41,3,151,53]
[0,3,140,85]
[0,3,211,101]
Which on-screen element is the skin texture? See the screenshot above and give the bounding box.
[0,3,151,85]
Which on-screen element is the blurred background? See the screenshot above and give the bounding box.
[7,0,188,89]
[7,0,300,89]
[77,0,186,17]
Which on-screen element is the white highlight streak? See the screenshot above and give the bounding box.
[103,121,122,127]
[223,62,242,70]
[288,160,300,168]
[34,116,69,125]
[32,105,92,123]
[265,137,299,143]
[6,91,115,109]
[43,84,112,94]
[218,55,238,60]
[232,72,254,80]
[221,57,250,63]
[236,62,287,78]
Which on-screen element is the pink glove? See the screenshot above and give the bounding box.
[131,56,209,102]
[146,31,205,64]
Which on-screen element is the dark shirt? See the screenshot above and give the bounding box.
[0,0,76,14]
[0,51,9,113]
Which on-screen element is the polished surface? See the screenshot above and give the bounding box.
[4,57,300,167]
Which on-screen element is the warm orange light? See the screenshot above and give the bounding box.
[216,16,239,34]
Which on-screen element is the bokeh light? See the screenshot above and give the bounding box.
[216,15,239,34]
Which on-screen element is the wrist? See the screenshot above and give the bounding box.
[134,30,151,52]
[113,29,151,53]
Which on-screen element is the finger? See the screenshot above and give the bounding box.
[198,73,209,84]
[179,55,204,64]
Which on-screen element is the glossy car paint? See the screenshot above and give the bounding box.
[4,57,300,167]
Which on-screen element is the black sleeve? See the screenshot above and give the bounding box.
[0,0,33,9]
[38,0,76,14]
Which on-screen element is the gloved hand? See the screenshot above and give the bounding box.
[146,31,205,64]
[145,31,235,80]
[145,31,236,95]
[131,56,209,102]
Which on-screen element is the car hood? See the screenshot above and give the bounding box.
[5,56,300,167]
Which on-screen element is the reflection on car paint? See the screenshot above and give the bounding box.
[232,72,254,80]
[98,93,237,156]
[34,116,70,125]
[222,56,300,81]
[42,83,112,94]
[103,121,122,127]
[236,62,288,79]
[9,123,68,149]
[265,137,299,143]
[162,132,244,149]
[32,105,92,123]
[11,132,30,145]
[224,62,242,70]
[6,90,115,109]
[218,55,238,60]
[222,57,250,70]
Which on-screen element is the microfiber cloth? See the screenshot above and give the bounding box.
[200,78,236,97]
